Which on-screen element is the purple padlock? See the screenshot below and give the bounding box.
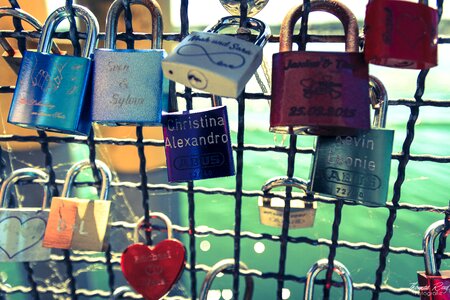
[162,105,235,182]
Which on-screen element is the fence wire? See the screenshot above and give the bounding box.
[0,0,449,299]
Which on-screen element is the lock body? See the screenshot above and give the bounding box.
[364,0,438,69]
[8,51,92,135]
[271,51,370,135]
[258,195,316,229]
[311,128,394,206]
[162,105,235,182]
[417,271,450,299]
[92,49,169,125]
[162,32,263,98]
[0,209,50,262]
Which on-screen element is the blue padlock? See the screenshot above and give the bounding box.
[8,5,99,135]
[162,97,235,182]
[91,0,168,126]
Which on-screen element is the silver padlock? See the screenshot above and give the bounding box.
[304,259,353,300]
[162,16,270,98]
[258,176,317,229]
[0,168,50,262]
[199,258,254,300]
[0,7,62,73]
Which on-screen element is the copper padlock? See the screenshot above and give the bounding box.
[270,0,370,136]
[43,159,112,252]
[0,6,62,73]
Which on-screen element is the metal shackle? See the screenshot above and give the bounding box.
[133,211,173,243]
[199,258,254,300]
[423,219,447,275]
[38,4,99,58]
[261,176,309,206]
[368,75,388,129]
[0,168,49,210]
[0,7,62,56]
[61,160,112,200]
[304,259,353,300]
[279,0,359,52]
[110,286,132,299]
[105,0,163,50]
[205,15,271,48]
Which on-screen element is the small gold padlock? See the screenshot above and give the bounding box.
[258,176,317,229]
[0,7,63,73]
[43,159,112,252]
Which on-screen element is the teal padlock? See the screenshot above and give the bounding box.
[310,75,394,206]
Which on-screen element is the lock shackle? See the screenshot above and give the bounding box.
[134,211,173,243]
[61,160,112,200]
[0,7,63,56]
[280,0,359,52]
[0,168,49,210]
[304,258,353,300]
[369,75,388,129]
[38,4,99,58]
[199,258,254,300]
[423,219,447,275]
[262,176,308,194]
[205,16,270,48]
[105,0,163,50]
[111,286,132,299]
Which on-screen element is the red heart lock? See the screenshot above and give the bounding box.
[121,239,186,300]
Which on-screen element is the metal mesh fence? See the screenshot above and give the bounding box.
[0,0,449,299]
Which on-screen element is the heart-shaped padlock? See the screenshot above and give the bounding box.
[121,212,186,300]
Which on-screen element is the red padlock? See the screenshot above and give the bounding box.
[417,220,450,299]
[364,0,438,69]
[270,0,370,136]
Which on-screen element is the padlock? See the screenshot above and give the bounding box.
[91,0,169,126]
[199,258,254,300]
[258,176,317,229]
[304,258,353,300]
[310,75,394,206]
[364,0,438,69]
[0,168,50,262]
[162,99,235,182]
[417,220,450,299]
[162,15,270,98]
[7,4,99,135]
[0,7,63,73]
[43,159,112,252]
[121,212,186,300]
[270,0,370,136]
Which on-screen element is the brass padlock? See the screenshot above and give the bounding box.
[258,176,317,229]
[0,7,63,73]
[0,168,50,262]
[43,159,112,252]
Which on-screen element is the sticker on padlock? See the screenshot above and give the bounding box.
[199,259,254,300]
[7,5,99,135]
[0,168,50,262]
[121,212,186,300]
[310,75,394,206]
[418,220,450,300]
[258,176,317,229]
[91,0,169,126]
[162,97,235,182]
[0,7,63,74]
[270,0,370,136]
[364,0,438,69]
[304,259,353,300]
[43,159,112,252]
[162,15,270,98]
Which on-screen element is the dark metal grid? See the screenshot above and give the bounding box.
[0,0,449,299]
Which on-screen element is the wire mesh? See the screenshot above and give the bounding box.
[0,0,449,299]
